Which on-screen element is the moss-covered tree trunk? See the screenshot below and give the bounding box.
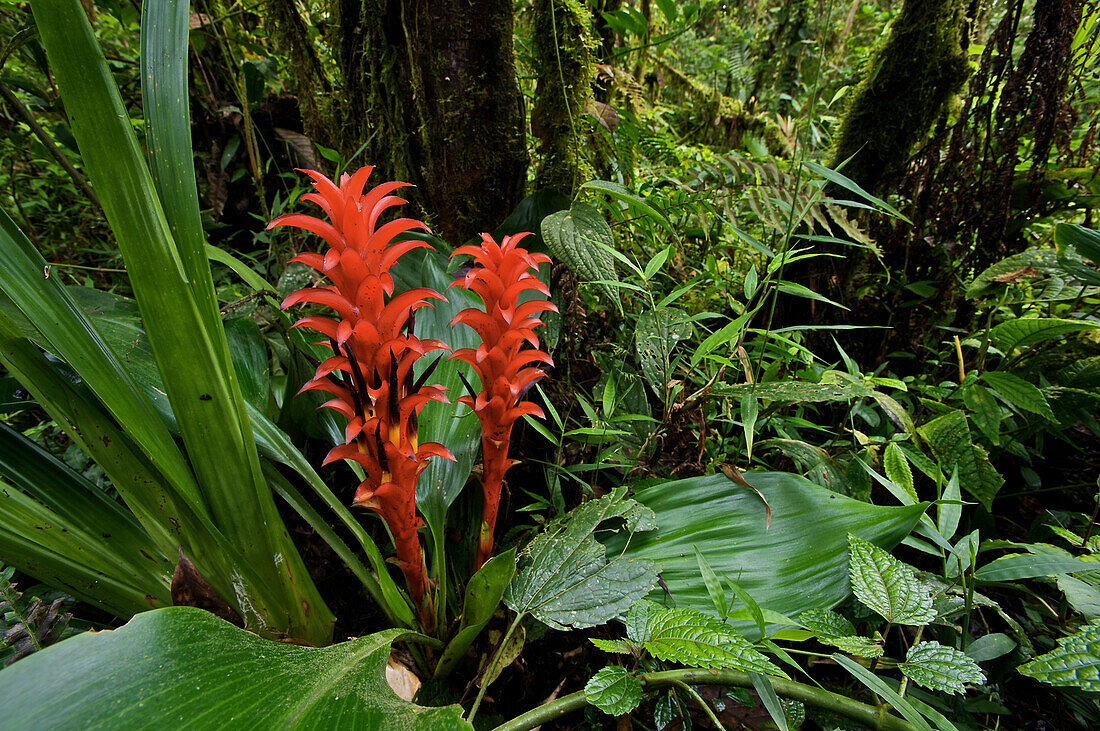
[828,0,971,194]
[531,0,599,195]
[269,0,527,244]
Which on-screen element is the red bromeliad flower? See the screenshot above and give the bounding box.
[449,232,556,570]
[269,167,453,623]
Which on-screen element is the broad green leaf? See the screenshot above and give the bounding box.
[635,307,692,395]
[883,443,916,502]
[980,372,1057,422]
[0,607,469,728]
[797,608,883,657]
[965,633,1016,662]
[584,666,644,716]
[988,317,1100,353]
[393,248,483,539]
[900,641,985,694]
[975,553,1100,582]
[606,473,926,637]
[1058,576,1100,620]
[436,549,517,680]
[1019,623,1100,691]
[224,316,270,411]
[1055,223,1100,285]
[541,203,620,306]
[918,411,1003,510]
[504,488,658,630]
[640,605,783,675]
[848,535,936,625]
[961,384,1003,444]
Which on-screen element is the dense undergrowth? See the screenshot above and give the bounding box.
[1,1,1100,729]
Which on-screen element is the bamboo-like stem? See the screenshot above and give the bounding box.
[489,668,918,731]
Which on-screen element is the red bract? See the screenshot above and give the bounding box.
[270,167,452,624]
[449,232,556,570]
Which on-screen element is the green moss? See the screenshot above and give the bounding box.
[829,0,971,194]
[531,0,598,195]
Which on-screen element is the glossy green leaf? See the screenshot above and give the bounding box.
[974,553,1100,582]
[918,411,1003,510]
[630,603,783,675]
[1058,576,1100,620]
[965,633,1016,662]
[749,672,790,731]
[980,372,1056,422]
[607,473,925,636]
[883,443,916,502]
[0,607,469,729]
[711,378,875,403]
[584,666,644,716]
[900,641,985,694]
[505,488,658,629]
[224,316,270,411]
[436,549,517,679]
[541,203,620,306]
[803,161,910,222]
[1055,223,1100,285]
[848,535,936,625]
[1018,623,1100,691]
[590,638,634,654]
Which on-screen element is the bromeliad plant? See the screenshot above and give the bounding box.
[274,170,557,630]
[449,234,557,569]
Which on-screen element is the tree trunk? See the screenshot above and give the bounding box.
[268,0,527,244]
[828,0,971,194]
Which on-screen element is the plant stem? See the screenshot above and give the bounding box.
[670,678,727,731]
[490,668,917,731]
[467,611,524,724]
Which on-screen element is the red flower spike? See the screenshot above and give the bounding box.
[272,167,454,628]
[449,232,557,570]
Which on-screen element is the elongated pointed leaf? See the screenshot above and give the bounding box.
[848,534,936,625]
[606,473,926,636]
[436,549,517,679]
[0,607,470,729]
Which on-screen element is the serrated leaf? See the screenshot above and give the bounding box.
[883,443,916,502]
[798,608,882,657]
[900,641,985,694]
[798,608,856,638]
[590,638,634,654]
[848,535,936,625]
[0,607,469,728]
[980,372,1057,422]
[635,307,692,395]
[584,666,643,715]
[504,488,658,629]
[1019,623,1100,691]
[641,606,784,676]
[918,410,1003,510]
[541,203,620,306]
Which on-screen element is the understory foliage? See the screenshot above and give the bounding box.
[0,1,1099,730]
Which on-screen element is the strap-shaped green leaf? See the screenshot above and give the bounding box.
[848,535,936,625]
